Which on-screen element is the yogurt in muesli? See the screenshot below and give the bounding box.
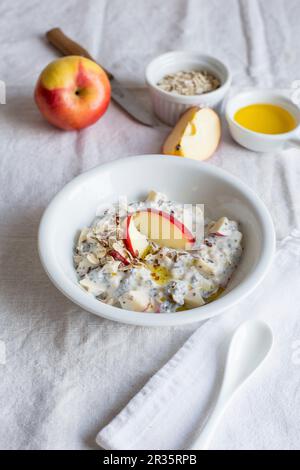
[74,191,243,313]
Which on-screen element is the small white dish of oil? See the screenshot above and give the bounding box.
[226,90,300,152]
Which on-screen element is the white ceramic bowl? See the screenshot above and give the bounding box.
[145,51,232,126]
[38,155,275,327]
[226,90,300,152]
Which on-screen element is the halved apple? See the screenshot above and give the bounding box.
[162,107,221,161]
[123,214,150,258]
[134,209,195,250]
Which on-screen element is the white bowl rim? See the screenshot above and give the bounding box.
[145,50,232,103]
[38,154,275,327]
[225,89,300,140]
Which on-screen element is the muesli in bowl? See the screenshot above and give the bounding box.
[74,190,243,313]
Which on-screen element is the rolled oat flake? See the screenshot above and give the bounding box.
[157,70,220,96]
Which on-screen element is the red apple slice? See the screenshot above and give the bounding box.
[134,209,195,250]
[124,215,150,258]
[108,249,130,266]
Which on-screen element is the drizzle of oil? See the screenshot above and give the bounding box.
[141,245,153,260]
[147,264,171,286]
[205,287,225,303]
[176,305,188,312]
[177,286,225,311]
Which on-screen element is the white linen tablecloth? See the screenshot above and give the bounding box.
[96,230,300,450]
[0,0,300,450]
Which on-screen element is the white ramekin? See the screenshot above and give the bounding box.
[145,51,232,126]
[226,90,300,152]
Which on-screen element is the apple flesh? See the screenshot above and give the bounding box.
[34,56,111,130]
[145,190,167,204]
[184,289,205,308]
[119,290,150,312]
[123,215,150,258]
[194,256,217,276]
[208,217,230,236]
[162,107,221,161]
[134,209,195,251]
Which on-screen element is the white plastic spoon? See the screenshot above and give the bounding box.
[188,319,273,450]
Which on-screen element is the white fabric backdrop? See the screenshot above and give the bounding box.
[0,0,300,450]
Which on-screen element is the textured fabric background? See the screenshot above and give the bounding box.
[0,0,299,450]
[96,231,300,450]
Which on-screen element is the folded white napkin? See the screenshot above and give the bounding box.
[96,230,300,450]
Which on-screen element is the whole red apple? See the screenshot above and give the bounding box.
[34,56,111,130]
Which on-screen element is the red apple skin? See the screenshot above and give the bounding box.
[136,208,196,244]
[124,215,138,257]
[34,56,111,130]
[108,249,130,266]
